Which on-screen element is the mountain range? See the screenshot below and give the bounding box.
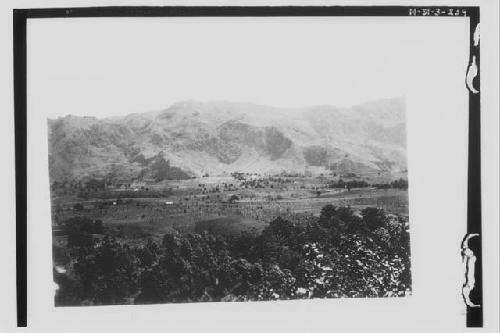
[47,98,407,182]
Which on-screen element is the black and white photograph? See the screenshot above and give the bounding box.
[41,17,412,306]
[2,2,499,333]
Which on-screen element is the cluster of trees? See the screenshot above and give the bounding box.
[53,205,411,306]
[197,183,239,195]
[147,153,191,181]
[236,177,293,190]
[328,179,370,190]
[240,179,269,189]
[131,152,191,181]
[51,178,107,196]
[373,178,409,190]
[390,178,408,189]
[62,216,104,248]
[327,178,409,191]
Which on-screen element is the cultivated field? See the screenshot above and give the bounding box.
[51,174,408,244]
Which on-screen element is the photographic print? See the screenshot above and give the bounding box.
[40,16,413,306]
[14,3,500,331]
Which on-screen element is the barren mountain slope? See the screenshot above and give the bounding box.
[47,98,407,181]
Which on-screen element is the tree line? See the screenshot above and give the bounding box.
[328,178,409,190]
[53,205,411,306]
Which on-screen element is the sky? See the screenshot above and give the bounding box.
[27,17,468,118]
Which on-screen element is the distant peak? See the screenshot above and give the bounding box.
[170,99,203,109]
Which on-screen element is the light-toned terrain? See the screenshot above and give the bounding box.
[47,98,407,182]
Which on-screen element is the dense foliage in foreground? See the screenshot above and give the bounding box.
[53,205,411,306]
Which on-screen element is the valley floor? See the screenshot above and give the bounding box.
[51,174,411,306]
[51,175,408,241]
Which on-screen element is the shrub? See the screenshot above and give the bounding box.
[361,207,387,231]
[71,236,137,304]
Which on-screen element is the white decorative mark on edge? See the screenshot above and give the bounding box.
[473,23,480,47]
[53,281,60,299]
[55,265,66,274]
[466,23,480,94]
[466,56,479,94]
[461,233,480,308]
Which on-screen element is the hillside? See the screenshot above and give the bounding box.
[47,98,407,181]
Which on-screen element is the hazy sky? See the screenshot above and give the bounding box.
[27,17,468,118]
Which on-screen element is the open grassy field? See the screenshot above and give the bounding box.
[51,175,408,245]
